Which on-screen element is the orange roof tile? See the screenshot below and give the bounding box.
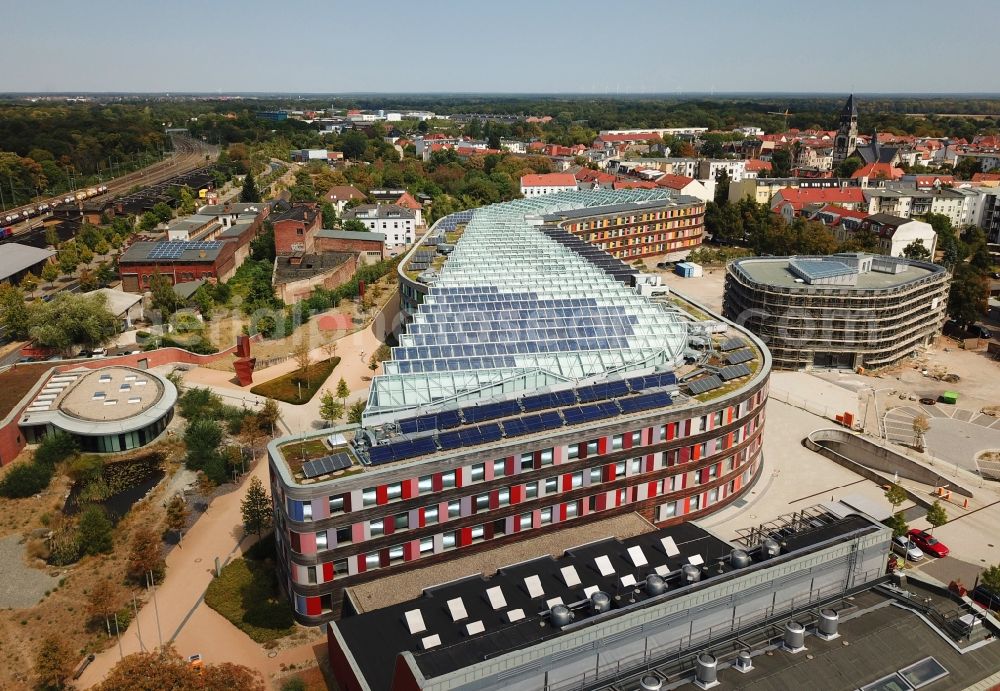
[520,173,578,187]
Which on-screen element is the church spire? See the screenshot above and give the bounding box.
[843,93,858,119]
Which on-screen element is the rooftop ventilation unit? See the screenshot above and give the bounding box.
[734,650,753,673]
[730,549,752,568]
[761,538,781,558]
[550,604,573,628]
[681,564,702,584]
[639,675,663,691]
[783,621,807,653]
[816,608,840,640]
[694,653,719,689]
[644,574,667,596]
[590,591,611,614]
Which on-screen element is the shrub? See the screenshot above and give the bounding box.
[281,678,307,691]
[0,462,55,498]
[78,505,114,555]
[34,431,78,467]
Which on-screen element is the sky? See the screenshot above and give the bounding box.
[3,0,1000,94]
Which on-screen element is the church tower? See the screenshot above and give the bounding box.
[833,94,858,165]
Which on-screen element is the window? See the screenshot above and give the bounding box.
[714,411,724,427]
[612,434,624,451]
[586,440,599,456]
[420,537,434,554]
[395,512,409,530]
[471,463,486,482]
[691,494,702,511]
[362,488,376,506]
[329,495,344,514]
[590,466,602,483]
[470,525,485,542]
[698,415,708,432]
[661,501,677,518]
[540,507,553,525]
[615,461,626,478]
[524,483,538,500]
[418,475,433,494]
[302,502,313,521]
[336,526,352,544]
[708,488,719,504]
[442,531,457,550]
[306,566,317,584]
[475,494,490,511]
[544,477,558,493]
[369,519,384,538]
[565,500,580,519]
[365,552,380,569]
[492,459,507,477]
[386,483,402,501]
[334,559,348,576]
[540,448,553,466]
[519,513,532,530]
[497,488,510,507]
[389,545,404,563]
[630,431,641,446]
[629,458,641,474]
[316,531,328,550]
[448,500,461,518]
[424,506,439,525]
[520,453,534,471]
[567,444,580,460]
[571,472,583,489]
[441,472,456,489]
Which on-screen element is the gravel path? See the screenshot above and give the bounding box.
[0,534,61,609]
[348,512,654,613]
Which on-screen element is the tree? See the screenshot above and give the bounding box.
[771,149,792,177]
[45,225,60,249]
[342,132,368,160]
[149,273,180,316]
[34,634,73,690]
[948,263,989,326]
[713,170,730,206]
[342,218,368,233]
[240,173,261,203]
[241,476,272,541]
[126,525,165,583]
[238,414,263,462]
[902,239,931,261]
[321,201,337,228]
[41,261,59,286]
[925,500,948,534]
[982,564,1000,593]
[0,281,30,339]
[78,505,114,555]
[368,343,391,372]
[319,390,344,424]
[184,418,224,478]
[834,155,864,179]
[336,377,350,405]
[912,414,930,451]
[887,512,909,538]
[257,399,282,435]
[165,494,189,541]
[86,578,121,636]
[20,271,38,297]
[347,399,366,424]
[27,292,118,353]
[885,483,908,513]
[96,646,265,691]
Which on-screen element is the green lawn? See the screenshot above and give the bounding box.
[204,557,295,643]
[280,439,330,474]
[250,357,340,404]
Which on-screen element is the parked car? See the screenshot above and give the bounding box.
[907,529,949,558]
[971,584,1000,612]
[891,535,924,561]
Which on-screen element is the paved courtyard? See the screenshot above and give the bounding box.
[884,403,1000,474]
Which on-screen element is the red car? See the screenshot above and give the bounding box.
[908,529,949,557]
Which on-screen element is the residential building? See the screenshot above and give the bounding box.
[771,187,867,221]
[725,253,948,370]
[857,214,937,257]
[975,186,1000,243]
[654,174,714,203]
[269,190,770,625]
[272,204,322,255]
[343,204,416,251]
[323,185,367,215]
[729,177,859,205]
[394,192,424,226]
[520,173,579,197]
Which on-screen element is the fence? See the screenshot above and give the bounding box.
[768,387,843,422]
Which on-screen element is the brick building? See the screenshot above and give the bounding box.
[118,240,238,291]
[273,204,322,255]
[314,229,386,264]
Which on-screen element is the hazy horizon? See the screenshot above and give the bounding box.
[4,0,1000,94]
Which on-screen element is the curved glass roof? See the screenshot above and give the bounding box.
[365,190,688,422]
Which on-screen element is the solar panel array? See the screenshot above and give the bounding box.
[366,190,691,419]
[719,337,745,352]
[718,364,752,381]
[146,240,223,261]
[726,349,754,365]
[408,249,437,272]
[687,375,724,395]
[301,452,354,479]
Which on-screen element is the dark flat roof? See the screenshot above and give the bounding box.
[334,514,880,689]
[273,252,354,283]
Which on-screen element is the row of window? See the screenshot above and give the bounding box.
[288,461,759,593]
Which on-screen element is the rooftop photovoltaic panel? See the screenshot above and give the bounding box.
[520,389,578,412]
[687,375,723,395]
[618,391,672,414]
[718,364,752,381]
[726,349,754,365]
[720,337,745,351]
[146,240,223,260]
[301,452,353,478]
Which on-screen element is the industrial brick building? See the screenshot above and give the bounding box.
[272,203,322,255]
[724,254,949,371]
[268,191,771,625]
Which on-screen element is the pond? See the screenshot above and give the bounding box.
[64,452,166,523]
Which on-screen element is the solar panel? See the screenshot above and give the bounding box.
[478,423,503,443]
[501,418,530,437]
[521,389,578,412]
[718,364,752,381]
[461,399,522,423]
[687,375,723,395]
[436,430,464,451]
[726,349,754,365]
[720,337,745,351]
[301,452,353,478]
[627,372,678,392]
[368,445,395,464]
[436,410,463,429]
[618,391,672,414]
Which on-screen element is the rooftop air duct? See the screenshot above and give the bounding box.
[694,653,719,689]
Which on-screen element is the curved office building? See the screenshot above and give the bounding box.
[19,366,177,452]
[269,191,771,624]
[724,253,949,371]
